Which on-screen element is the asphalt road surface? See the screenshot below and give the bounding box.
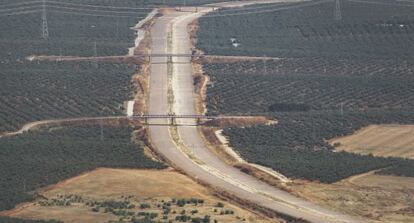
[147,2,364,223]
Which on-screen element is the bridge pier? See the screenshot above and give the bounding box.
[170,117,176,125]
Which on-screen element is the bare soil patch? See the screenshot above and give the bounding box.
[8,168,274,223]
[291,173,414,223]
[203,116,274,128]
[330,124,414,159]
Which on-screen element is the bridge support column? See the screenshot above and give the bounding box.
[170,117,176,125]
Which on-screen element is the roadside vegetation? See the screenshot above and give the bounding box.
[0,126,164,211]
[198,0,414,183]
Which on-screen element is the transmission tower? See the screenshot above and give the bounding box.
[334,0,342,21]
[42,0,49,39]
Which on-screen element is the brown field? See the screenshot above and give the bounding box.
[7,168,275,223]
[292,173,414,223]
[329,124,414,159]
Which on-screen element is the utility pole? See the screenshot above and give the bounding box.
[312,115,316,141]
[116,19,119,40]
[263,56,267,74]
[42,0,49,39]
[93,41,98,57]
[334,0,342,21]
[93,41,98,68]
[100,120,104,141]
[58,48,62,62]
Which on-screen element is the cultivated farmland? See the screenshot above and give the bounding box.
[0,125,164,211]
[204,59,414,114]
[197,0,414,58]
[0,62,136,133]
[204,59,414,183]
[0,1,149,132]
[222,109,414,183]
[198,0,414,183]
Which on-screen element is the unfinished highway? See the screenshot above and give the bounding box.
[146,1,364,223]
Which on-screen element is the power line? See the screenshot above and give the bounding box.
[213,0,324,13]
[200,0,332,18]
[0,1,42,8]
[0,0,329,18]
[0,10,42,17]
[0,1,152,16]
[46,9,145,18]
[45,0,153,10]
[0,5,42,13]
[348,0,414,7]
[0,8,147,18]
[0,0,153,10]
[45,5,150,15]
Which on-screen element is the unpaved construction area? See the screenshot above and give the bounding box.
[330,125,414,159]
[7,168,274,223]
[292,173,414,223]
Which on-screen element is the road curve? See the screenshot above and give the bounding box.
[147,2,364,223]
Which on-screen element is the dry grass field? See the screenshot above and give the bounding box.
[330,125,414,159]
[292,173,414,223]
[7,168,274,223]
[296,124,414,222]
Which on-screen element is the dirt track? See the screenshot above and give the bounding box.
[0,116,132,138]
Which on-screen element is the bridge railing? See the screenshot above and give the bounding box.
[130,114,237,125]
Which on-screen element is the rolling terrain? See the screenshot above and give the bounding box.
[146,2,363,223]
[1,0,413,223]
[195,0,414,222]
[10,168,272,223]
